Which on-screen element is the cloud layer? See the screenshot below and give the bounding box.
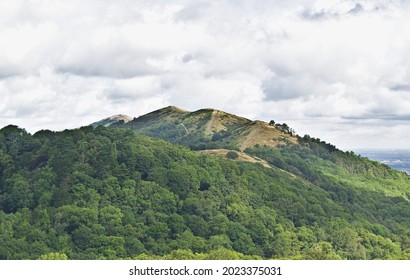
[1,0,410,149]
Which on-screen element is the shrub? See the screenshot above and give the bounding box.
[226,151,239,160]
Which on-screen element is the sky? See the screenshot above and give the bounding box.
[1,0,410,150]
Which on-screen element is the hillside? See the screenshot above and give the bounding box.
[91,114,134,128]
[106,106,298,151]
[0,108,410,260]
[197,149,272,169]
[97,106,410,200]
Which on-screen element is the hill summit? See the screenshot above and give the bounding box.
[91,114,134,128]
[95,106,298,151]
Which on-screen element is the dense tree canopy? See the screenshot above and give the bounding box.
[0,125,409,260]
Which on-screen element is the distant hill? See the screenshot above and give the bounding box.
[97,106,297,151]
[91,114,134,128]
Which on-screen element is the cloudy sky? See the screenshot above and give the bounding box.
[1,0,410,150]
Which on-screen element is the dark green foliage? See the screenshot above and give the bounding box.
[0,125,409,260]
[226,151,239,160]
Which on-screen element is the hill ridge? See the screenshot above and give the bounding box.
[96,106,298,151]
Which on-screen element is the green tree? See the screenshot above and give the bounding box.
[305,242,341,260]
[99,205,123,235]
[209,234,232,250]
[4,174,33,212]
[271,231,301,258]
[38,252,68,260]
[175,230,207,253]
[226,151,239,160]
[209,214,230,235]
[206,247,244,260]
[167,165,199,199]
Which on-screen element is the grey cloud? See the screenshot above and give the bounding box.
[301,2,365,21]
[104,90,136,103]
[368,105,410,121]
[175,1,210,22]
[0,69,18,80]
[104,87,162,104]
[348,3,364,14]
[55,39,163,79]
[57,54,158,79]
[0,57,32,79]
[160,80,174,91]
[0,1,168,80]
[389,84,410,92]
[14,105,39,117]
[262,75,309,101]
[341,101,410,121]
[378,115,410,121]
[182,54,194,63]
[181,53,206,65]
[57,64,157,79]
[300,9,336,21]
[339,94,410,121]
[342,114,410,121]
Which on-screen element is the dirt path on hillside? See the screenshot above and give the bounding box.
[198,149,272,169]
[205,110,218,135]
[239,124,260,151]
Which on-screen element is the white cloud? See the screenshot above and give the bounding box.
[1,0,410,149]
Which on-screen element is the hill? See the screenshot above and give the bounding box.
[91,114,134,128]
[0,107,410,260]
[106,106,298,151]
[97,106,410,200]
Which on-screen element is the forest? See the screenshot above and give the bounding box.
[0,124,410,259]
